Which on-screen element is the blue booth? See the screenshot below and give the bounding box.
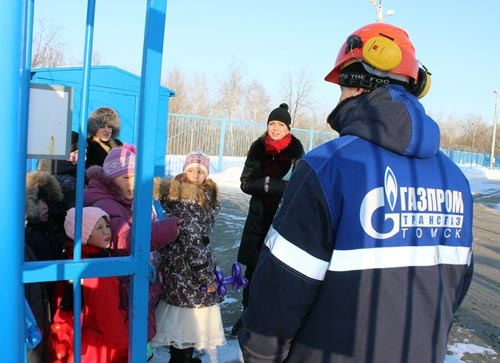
[31,65,175,176]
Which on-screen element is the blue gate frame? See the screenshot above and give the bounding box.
[0,1,169,362]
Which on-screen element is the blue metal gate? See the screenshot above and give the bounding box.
[0,1,169,362]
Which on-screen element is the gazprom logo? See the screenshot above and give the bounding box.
[360,167,400,239]
[359,166,465,240]
[384,167,397,211]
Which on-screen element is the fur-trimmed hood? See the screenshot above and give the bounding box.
[154,175,221,308]
[157,175,218,210]
[25,171,64,219]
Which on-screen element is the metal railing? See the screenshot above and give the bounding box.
[165,113,338,175]
[164,114,500,175]
[442,149,500,169]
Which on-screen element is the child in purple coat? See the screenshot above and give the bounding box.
[84,144,181,352]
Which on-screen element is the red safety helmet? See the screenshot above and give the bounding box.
[325,23,420,85]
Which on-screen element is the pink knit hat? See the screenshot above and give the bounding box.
[103,144,136,179]
[64,207,109,244]
[183,151,210,175]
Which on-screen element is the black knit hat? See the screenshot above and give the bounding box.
[267,103,291,130]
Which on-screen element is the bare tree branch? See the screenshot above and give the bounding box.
[32,18,66,68]
[279,68,315,128]
[214,60,246,120]
[456,114,490,153]
[164,67,188,114]
[244,79,270,122]
[189,72,212,117]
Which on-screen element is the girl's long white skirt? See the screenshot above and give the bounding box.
[152,300,227,350]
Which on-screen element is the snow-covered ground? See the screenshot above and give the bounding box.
[213,164,500,201]
[151,165,500,363]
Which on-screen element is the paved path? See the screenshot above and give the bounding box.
[448,203,500,361]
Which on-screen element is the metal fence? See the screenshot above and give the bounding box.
[441,149,500,169]
[165,113,338,175]
[164,115,500,175]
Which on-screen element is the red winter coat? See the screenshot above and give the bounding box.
[79,276,129,362]
[50,245,129,363]
[51,277,128,363]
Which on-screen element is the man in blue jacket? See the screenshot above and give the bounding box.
[238,23,474,363]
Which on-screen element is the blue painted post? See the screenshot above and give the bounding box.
[23,3,36,362]
[218,119,227,172]
[71,1,97,361]
[74,0,97,260]
[0,0,29,361]
[129,0,169,361]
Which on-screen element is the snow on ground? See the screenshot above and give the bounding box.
[213,164,500,209]
[460,165,500,211]
[152,165,500,363]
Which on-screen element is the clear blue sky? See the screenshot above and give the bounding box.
[34,0,500,125]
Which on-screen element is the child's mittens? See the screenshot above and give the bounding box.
[151,216,180,248]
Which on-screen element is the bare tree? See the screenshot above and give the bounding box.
[280,68,315,129]
[309,109,332,132]
[92,52,102,66]
[164,67,188,114]
[188,72,212,117]
[434,114,460,150]
[456,114,490,153]
[31,18,66,68]
[213,60,246,120]
[243,79,271,122]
